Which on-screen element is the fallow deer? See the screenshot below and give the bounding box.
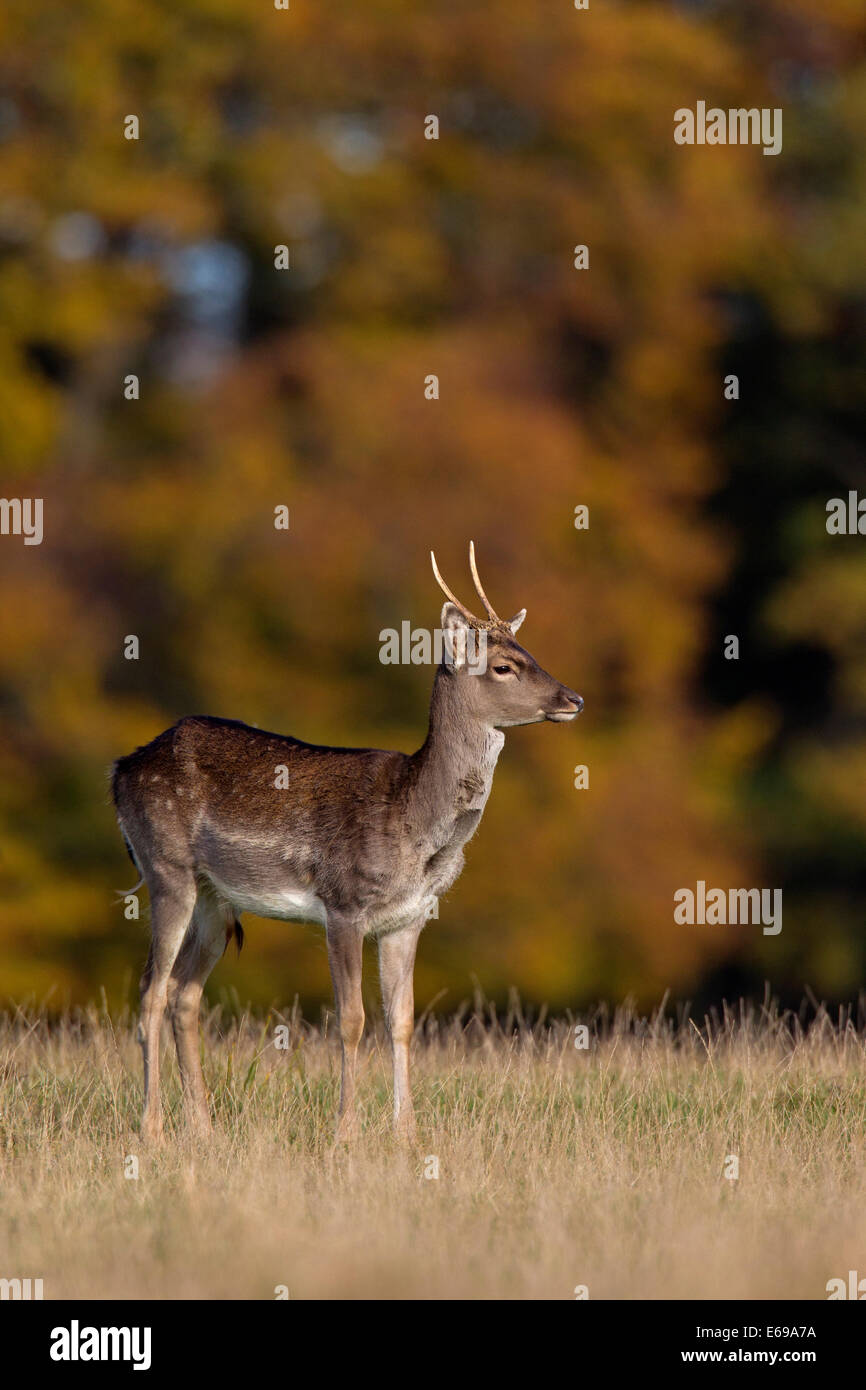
[112,545,583,1143]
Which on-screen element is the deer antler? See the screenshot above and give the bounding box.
[468,541,500,622]
[430,550,477,623]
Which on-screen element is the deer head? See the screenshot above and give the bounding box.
[430,543,584,729]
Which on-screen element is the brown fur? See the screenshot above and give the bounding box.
[113,553,582,1143]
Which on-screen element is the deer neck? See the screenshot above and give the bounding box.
[408,667,504,840]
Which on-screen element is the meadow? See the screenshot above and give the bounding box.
[1,996,864,1301]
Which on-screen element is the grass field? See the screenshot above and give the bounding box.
[1,995,865,1300]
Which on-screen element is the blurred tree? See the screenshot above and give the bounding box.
[0,0,863,1013]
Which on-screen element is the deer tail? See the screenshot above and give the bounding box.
[225,920,244,956]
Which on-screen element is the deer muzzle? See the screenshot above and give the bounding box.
[546,689,584,722]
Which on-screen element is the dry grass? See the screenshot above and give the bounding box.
[1,994,865,1300]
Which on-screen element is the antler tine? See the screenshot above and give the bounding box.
[430,550,475,621]
[468,541,499,622]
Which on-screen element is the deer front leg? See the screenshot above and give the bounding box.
[326,920,365,1143]
[378,925,421,1142]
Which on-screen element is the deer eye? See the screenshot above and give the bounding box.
[492,664,516,676]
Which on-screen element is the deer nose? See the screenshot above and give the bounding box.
[547,688,583,721]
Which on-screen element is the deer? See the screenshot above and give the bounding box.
[112,544,583,1144]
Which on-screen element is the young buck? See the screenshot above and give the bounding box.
[112,544,583,1143]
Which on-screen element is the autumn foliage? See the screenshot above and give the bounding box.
[0,0,863,1012]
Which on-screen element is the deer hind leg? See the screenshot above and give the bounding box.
[138,871,197,1144]
[326,919,365,1143]
[166,889,235,1135]
[378,925,421,1142]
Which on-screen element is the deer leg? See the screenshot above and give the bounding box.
[326,921,365,1142]
[378,926,421,1142]
[166,891,232,1135]
[138,873,197,1144]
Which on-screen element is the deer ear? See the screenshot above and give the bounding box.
[508,608,526,634]
[441,603,471,668]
